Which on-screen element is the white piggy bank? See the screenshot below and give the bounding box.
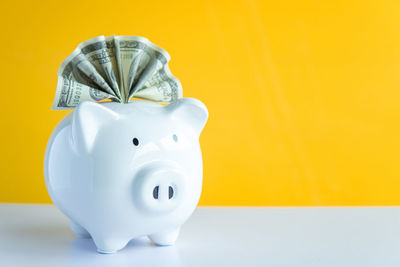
[44,98,208,253]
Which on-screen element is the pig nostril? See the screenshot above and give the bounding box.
[132,138,139,146]
[168,186,174,199]
[153,186,159,199]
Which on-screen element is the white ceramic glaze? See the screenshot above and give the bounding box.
[44,98,208,253]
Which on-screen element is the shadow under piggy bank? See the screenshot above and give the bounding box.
[64,236,183,267]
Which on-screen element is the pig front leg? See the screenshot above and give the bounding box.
[148,228,180,246]
[92,234,130,254]
[70,220,90,238]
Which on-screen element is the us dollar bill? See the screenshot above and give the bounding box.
[116,36,181,102]
[52,76,114,110]
[132,64,182,102]
[52,35,182,110]
[78,36,121,100]
[113,36,148,101]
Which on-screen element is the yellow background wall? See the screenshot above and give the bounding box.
[1,0,400,205]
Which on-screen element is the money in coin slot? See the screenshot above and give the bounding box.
[52,36,183,110]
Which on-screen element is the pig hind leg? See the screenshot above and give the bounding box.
[70,220,91,238]
[148,228,180,246]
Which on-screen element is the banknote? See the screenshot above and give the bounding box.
[132,64,182,102]
[77,36,121,99]
[52,35,182,110]
[52,76,114,110]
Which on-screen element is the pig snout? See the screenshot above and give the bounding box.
[133,163,185,213]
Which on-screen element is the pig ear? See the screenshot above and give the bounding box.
[71,101,119,152]
[167,98,208,135]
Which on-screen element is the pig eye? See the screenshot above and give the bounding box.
[132,138,139,146]
[172,134,178,142]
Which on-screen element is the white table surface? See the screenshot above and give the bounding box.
[1,204,400,267]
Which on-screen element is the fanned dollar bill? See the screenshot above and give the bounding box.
[52,35,182,110]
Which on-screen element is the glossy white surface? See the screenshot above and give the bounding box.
[1,204,400,267]
[44,98,208,253]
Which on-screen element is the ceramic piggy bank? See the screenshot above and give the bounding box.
[44,98,208,253]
